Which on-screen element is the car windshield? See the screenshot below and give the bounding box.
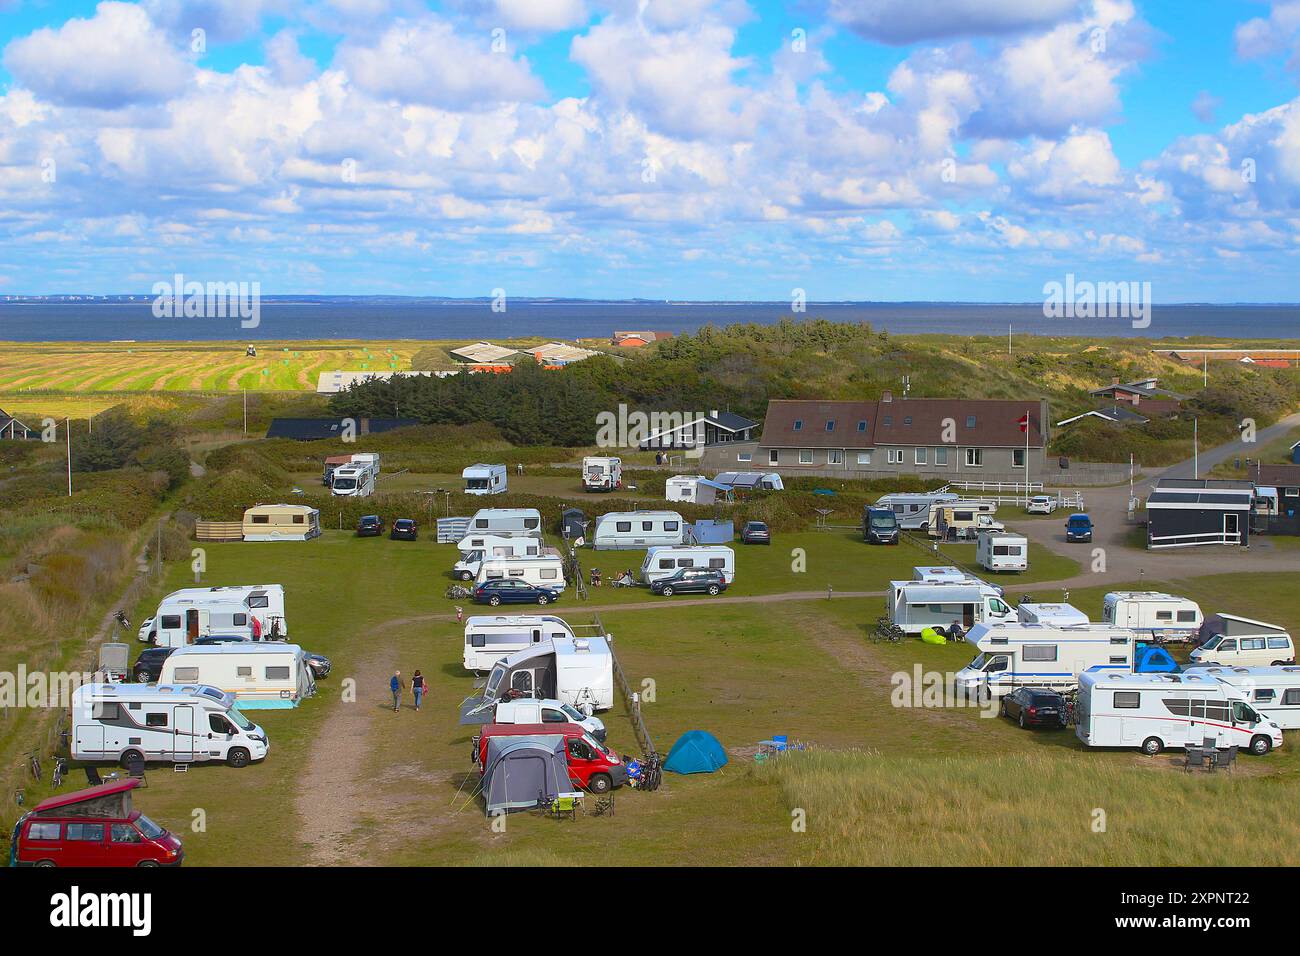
[1070,516,1089,525]
[227,706,254,731]
[967,653,986,670]
[561,704,585,721]
[870,516,896,528]
[135,814,165,840]
[585,733,612,757]
[333,478,356,490]
[1200,635,1222,649]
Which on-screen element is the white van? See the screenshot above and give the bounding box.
[955,622,1134,698]
[463,463,507,495]
[1076,671,1283,756]
[462,614,577,672]
[592,511,688,550]
[159,643,317,709]
[329,465,375,497]
[889,578,1015,635]
[475,556,567,593]
[454,535,544,581]
[875,492,960,530]
[1102,592,1202,642]
[71,682,269,767]
[976,530,1027,573]
[1188,614,1295,668]
[462,508,542,543]
[493,698,607,741]
[640,545,735,585]
[1193,666,1300,730]
[582,457,622,492]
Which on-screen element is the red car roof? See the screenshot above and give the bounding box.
[481,722,586,737]
[32,778,140,813]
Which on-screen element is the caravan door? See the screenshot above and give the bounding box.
[509,668,536,698]
[75,722,105,759]
[186,609,200,642]
[173,705,195,761]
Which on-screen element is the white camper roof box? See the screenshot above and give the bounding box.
[912,566,973,583]
[1017,602,1089,627]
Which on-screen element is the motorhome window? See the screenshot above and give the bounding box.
[66,823,105,842]
[248,596,269,608]
[642,522,653,531]
[252,515,269,524]
[1022,645,1057,662]
[709,558,726,569]
[983,655,1009,673]
[111,823,142,844]
[1206,701,1232,722]
[233,614,247,626]
[1232,701,1259,724]
[174,667,200,682]
[94,702,121,720]
[475,519,488,529]
[540,569,558,579]
[228,708,253,730]
[1284,689,1300,705]
[994,546,1009,555]
[1109,656,1128,664]
[1178,610,1197,622]
[266,666,290,680]
[1008,547,1023,555]
[1155,611,1172,620]
[1114,692,1141,709]
[160,615,182,630]
[1253,689,1276,702]
[209,714,233,734]
[616,522,631,532]
[990,599,1011,614]
[511,672,533,694]
[671,558,691,568]
[237,666,252,677]
[1163,698,1190,716]
[524,518,539,529]
[1268,637,1290,649]
[27,822,59,841]
[145,711,168,728]
[469,634,486,647]
[665,522,679,531]
[1188,698,1207,719]
[292,515,304,523]
[956,511,973,521]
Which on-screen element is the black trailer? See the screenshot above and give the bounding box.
[1145,479,1255,549]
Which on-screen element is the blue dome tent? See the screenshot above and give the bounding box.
[663,730,728,775]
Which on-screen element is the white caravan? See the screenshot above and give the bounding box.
[463,463,507,495]
[454,535,544,581]
[329,464,375,497]
[460,636,615,722]
[1017,602,1089,627]
[1076,672,1283,756]
[889,578,1015,635]
[874,492,961,530]
[475,555,568,593]
[462,614,577,672]
[976,530,1028,573]
[1191,666,1300,730]
[930,502,1005,539]
[954,622,1135,698]
[493,698,607,741]
[1101,592,1203,642]
[1189,614,1295,668]
[71,682,269,767]
[461,508,543,546]
[640,545,736,585]
[159,643,317,709]
[592,511,688,550]
[582,457,623,492]
[666,475,723,504]
[143,585,288,646]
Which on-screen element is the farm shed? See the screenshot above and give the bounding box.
[1145,479,1255,549]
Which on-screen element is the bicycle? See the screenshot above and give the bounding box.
[26,749,41,782]
[873,617,905,643]
[444,584,473,600]
[51,756,66,790]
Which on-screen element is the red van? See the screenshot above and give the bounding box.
[476,723,628,794]
[9,779,183,868]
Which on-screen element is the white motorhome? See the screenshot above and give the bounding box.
[329,464,376,497]
[462,614,577,672]
[911,566,978,584]
[461,508,543,545]
[592,511,688,550]
[930,502,1004,539]
[1017,602,1089,627]
[976,530,1028,572]
[665,475,725,504]
[475,555,568,593]
[493,698,607,741]
[71,682,269,767]
[874,492,961,530]
[1189,614,1295,668]
[1101,592,1203,642]
[453,535,544,581]
[1076,672,1283,756]
[460,636,615,722]
[143,585,287,646]
[582,457,622,492]
[463,463,507,496]
[159,644,317,709]
[1192,666,1300,730]
[640,545,735,585]
[954,622,1135,698]
[889,578,1015,635]
[323,452,380,486]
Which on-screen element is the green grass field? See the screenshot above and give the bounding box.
[8,524,1286,867]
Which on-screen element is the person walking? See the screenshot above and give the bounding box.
[455,605,464,624]
[390,671,404,712]
[412,670,427,711]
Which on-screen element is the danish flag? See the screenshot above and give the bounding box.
[1017,414,1031,433]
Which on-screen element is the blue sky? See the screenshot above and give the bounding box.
[0,0,1299,302]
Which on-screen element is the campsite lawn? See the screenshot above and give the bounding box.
[74,528,1299,866]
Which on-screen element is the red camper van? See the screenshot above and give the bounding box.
[475,723,628,794]
[9,779,183,868]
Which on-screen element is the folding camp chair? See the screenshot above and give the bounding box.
[127,756,147,786]
[1216,745,1238,773]
[1183,746,1205,773]
[547,792,583,821]
[1202,736,1218,751]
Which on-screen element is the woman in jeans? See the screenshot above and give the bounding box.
[412,670,427,712]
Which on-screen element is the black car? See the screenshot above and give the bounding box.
[356,514,385,537]
[999,687,1068,728]
[650,568,727,597]
[390,518,418,541]
[863,507,900,544]
[741,521,771,545]
[473,579,562,607]
[132,646,176,682]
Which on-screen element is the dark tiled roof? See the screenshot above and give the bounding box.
[265,418,420,440]
[1256,464,1300,487]
[759,398,1045,449]
[760,400,877,448]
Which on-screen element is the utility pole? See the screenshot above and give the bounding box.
[1193,417,1199,479]
[1008,323,1012,356]
[65,417,72,496]
[243,389,248,436]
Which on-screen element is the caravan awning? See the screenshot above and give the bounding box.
[898,584,985,605]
